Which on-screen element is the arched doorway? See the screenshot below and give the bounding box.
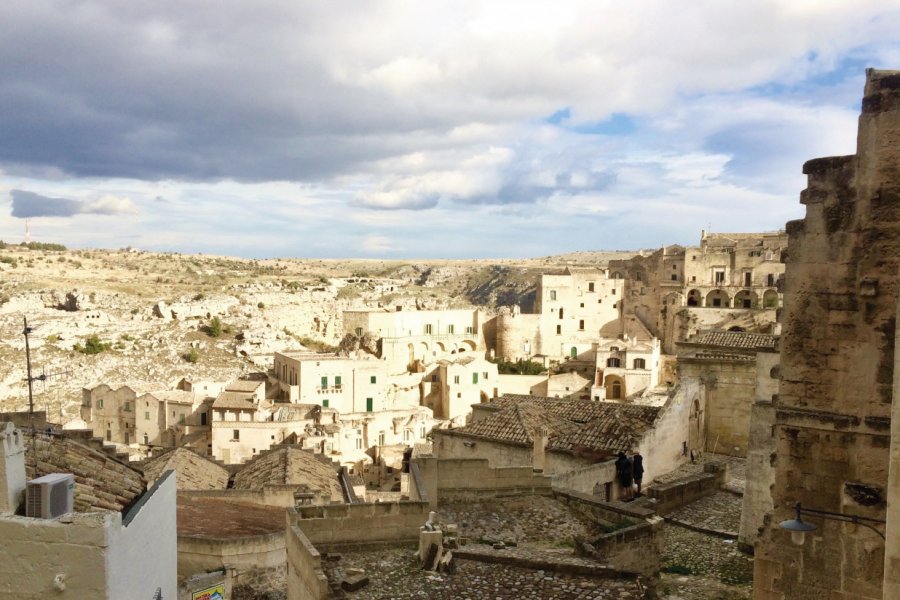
[763,289,779,308]
[705,289,730,308]
[733,290,758,309]
[570,346,577,359]
[687,289,701,306]
[604,375,625,400]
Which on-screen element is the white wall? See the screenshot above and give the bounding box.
[107,470,178,600]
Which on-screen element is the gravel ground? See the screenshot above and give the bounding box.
[658,524,753,599]
[666,492,743,535]
[324,547,648,599]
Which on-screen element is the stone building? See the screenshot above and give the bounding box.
[0,422,177,598]
[273,351,390,410]
[676,330,778,457]
[422,355,500,421]
[591,317,662,401]
[752,69,900,599]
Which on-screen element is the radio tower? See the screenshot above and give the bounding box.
[24,219,30,244]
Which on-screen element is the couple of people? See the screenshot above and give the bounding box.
[615,449,644,502]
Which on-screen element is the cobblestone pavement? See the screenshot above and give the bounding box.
[658,524,753,600]
[436,496,606,546]
[652,453,747,493]
[666,491,743,536]
[325,547,648,599]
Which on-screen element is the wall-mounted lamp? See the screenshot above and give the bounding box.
[779,502,885,545]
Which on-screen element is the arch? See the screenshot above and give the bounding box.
[733,290,758,309]
[434,341,446,353]
[460,339,477,352]
[763,289,779,308]
[687,289,701,307]
[604,375,625,400]
[705,289,730,308]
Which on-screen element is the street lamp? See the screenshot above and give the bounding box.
[779,502,886,546]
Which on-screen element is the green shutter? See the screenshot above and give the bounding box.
[472,372,478,384]
[370,375,376,384]
[321,376,328,388]
[335,376,342,386]
[323,399,329,408]
[366,398,373,412]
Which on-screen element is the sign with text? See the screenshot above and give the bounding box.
[191,583,225,600]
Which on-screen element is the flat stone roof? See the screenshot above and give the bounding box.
[176,497,285,538]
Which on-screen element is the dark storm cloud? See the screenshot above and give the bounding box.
[10,190,83,218]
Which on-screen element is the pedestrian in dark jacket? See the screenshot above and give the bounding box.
[615,451,633,501]
[631,449,644,497]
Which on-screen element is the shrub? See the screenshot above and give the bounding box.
[336,285,360,300]
[207,316,223,337]
[75,334,111,355]
[183,348,200,363]
[257,302,265,309]
[490,357,546,375]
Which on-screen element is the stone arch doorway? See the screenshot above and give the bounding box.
[733,290,758,309]
[604,375,625,400]
[687,289,701,306]
[705,289,730,308]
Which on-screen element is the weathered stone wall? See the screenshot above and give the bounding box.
[432,429,533,468]
[550,459,616,496]
[885,286,900,600]
[177,531,286,582]
[285,520,329,600]
[753,69,900,600]
[292,500,430,548]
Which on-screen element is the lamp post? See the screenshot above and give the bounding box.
[779,502,886,545]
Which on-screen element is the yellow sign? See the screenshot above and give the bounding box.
[192,583,225,600]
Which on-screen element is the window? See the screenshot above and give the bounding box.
[370,375,377,384]
[335,375,342,386]
[356,438,362,450]
[634,358,646,369]
[673,264,677,270]
[558,308,564,319]
[179,414,185,425]
[323,399,329,408]
[143,434,149,445]
[124,401,131,412]
[448,324,454,334]
[556,325,561,335]
[483,371,489,380]
[378,432,385,446]
[578,319,585,330]
[465,326,474,334]
[355,327,363,336]
[607,358,621,368]
[671,274,677,281]
[144,411,150,420]
[580,303,584,308]
[233,430,240,441]
[321,376,328,389]
[744,271,752,286]
[550,290,557,300]
[691,275,696,282]
[713,298,722,307]
[98,399,104,409]
[611,288,617,295]
[453,375,460,384]
[472,372,479,384]
[422,324,432,335]
[201,412,208,426]
[767,274,775,287]
[714,269,725,284]
[366,397,373,412]
[588,282,595,292]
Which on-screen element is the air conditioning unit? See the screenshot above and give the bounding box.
[26,473,74,519]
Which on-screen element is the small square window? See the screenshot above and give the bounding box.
[370,375,377,384]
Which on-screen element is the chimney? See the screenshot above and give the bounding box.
[532,426,549,472]
[0,422,26,514]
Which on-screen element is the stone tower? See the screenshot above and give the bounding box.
[752,69,900,599]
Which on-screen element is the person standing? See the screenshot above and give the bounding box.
[631,449,644,497]
[615,451,633,501]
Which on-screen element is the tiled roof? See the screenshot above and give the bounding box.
[212,391,256,410]
[683,331,778,351]
[225,380,265,393]
[549,404,661,456]
[459,395,662,458]
[177,497,285,539]
[233,446,341,503]
[25,433,145,512]
[142,447,229,490]
[272,404,319,422]
[452,403,579,446]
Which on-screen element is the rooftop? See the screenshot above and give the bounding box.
[224,380,265,393]
[176,497,285,539]
[233,446,342,502]
[212,390,257,410]
[142,447,229,490]
[680,331,778,352]
[25,432,145,512]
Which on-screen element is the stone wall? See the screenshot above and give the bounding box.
[286,521,329,600]
[292,500,430,548]
[550,460,617,497]
[647,462,727,515]
[177,531,286,582]
[179,487,297,508]
[753,69,900,600]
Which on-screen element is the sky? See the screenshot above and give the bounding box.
[0,1,899,259]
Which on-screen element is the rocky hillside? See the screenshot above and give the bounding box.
[0,245,636,422]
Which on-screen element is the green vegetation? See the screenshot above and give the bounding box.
[22,241,67,251]
[207,316,224,337]
[75,334,112,355]
[0,256,17,267]
[183,347,201,363]
[46,334,59,343]
[490,357,546,375]
[336,285,360,300]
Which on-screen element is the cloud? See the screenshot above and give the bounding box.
[9,189,137,218]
